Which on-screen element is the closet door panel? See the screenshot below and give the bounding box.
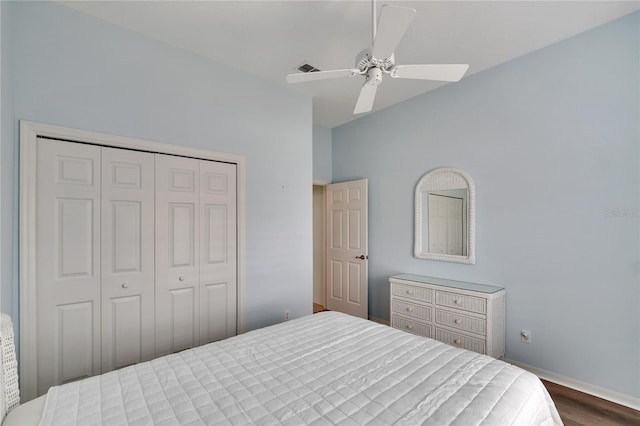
[169,287,197,352]
[203,283,230,342]
[36,139,102,396]
[109,295,142,368]
[101,147,155,372]
[169,203,196,267]
[155,154,200,356]
[200,161,237,344]
[58,302,95,378]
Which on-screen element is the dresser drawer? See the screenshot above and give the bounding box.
[392,299,431,321]
[392,315,433,338]
[435,309,486,335]
[435,291,486,314]
[392,282,433,302]
[436,328,486,354]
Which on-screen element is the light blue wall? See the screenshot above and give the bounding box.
[313,125,332,183]
[5,2,313,334]
[0,0,15,317]
[333,12,639,398]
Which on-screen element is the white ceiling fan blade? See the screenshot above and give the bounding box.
[286,69,359,84]
[353,83,378,114]
[371,5,416,60]
[391,64,470,82]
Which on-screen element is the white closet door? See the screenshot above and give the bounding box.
[36,138,101,396]
[199,161,237,344]
[101,147,155,372]
[155,154,201,356]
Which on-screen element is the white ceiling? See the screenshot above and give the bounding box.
[59,1,639,128]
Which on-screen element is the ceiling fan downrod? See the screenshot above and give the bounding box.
[372,0,377,48]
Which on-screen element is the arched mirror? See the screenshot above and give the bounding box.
[414,167,476,264]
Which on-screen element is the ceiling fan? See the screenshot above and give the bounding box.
[286,1,469,115]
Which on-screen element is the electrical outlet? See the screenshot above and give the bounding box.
[284,311,290,321]
[521,329,531,343]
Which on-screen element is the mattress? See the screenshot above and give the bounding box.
[35,311,561,425]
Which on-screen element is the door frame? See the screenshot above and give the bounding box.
[19,120,247,401]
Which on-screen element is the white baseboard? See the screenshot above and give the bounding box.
[368,316,390,326]
[505,359,640,411]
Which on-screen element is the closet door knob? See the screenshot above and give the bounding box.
[121,283,128,289]
[178,276,185,281]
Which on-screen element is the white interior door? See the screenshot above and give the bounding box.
[155,154,200,356]
[325,179,368,318]
[101,147,155,372]
[36,138,102,395]
[199,160,237,345]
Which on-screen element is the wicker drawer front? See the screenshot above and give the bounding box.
[392,283,433,303]
[435,309,486,335]
[392,300,431,321]
[435,291,486,314]
[392,315,433,338]
[436,328,486,354]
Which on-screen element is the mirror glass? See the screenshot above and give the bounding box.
[414,167,476,264]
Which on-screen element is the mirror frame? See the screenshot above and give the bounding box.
[414,167,476,264]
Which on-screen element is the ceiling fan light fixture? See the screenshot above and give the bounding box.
[365,67,383,87]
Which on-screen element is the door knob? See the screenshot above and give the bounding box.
[354,255,368,260]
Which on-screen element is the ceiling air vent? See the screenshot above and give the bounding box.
[297,63,321,73]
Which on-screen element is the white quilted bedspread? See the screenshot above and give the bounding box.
[39,312,562,425]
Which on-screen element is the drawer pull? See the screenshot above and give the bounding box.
[454,339,461,344]
[406,290,414,295]
[406,307,414,313]
[454,299,461,305]
[454,319,461,325]
[406,325,413,330]
[121,283,128,289]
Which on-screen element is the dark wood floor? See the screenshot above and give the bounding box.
[313,303,326,314]
[542,380,640,426]
[312,305,640,425]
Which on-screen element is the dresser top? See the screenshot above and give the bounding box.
[389,274,504,294]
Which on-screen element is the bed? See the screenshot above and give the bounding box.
[4,312,562,425]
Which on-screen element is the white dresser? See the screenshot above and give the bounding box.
[389,274,505,358]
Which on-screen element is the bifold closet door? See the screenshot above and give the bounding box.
[155,154,237,356]
[101,147,155,372]
[34,138,238,395]
[36,139,102,395]
[199,160,237,345]
[155,155,200,356]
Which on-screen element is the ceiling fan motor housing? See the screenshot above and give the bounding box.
[355,49,395,72]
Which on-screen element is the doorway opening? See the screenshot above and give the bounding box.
[312,185,326,313]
